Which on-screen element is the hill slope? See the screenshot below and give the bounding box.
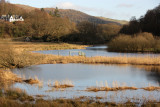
[45,8,123,25]
[15,4,128,25]
[98,17,128,25]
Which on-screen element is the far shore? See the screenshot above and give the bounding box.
[1,40,160,68]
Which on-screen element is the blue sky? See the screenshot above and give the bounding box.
[9,0,159,21]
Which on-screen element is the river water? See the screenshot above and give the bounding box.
[11,46,160,103]
[34,45,160,57]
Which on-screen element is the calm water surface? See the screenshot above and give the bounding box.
[11,64,160,103]
[34,45,160,57]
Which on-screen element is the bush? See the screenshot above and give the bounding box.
[0,43,44,68]
[108,32,157,52]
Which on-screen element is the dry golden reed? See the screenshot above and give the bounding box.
[87,81,160,92]
[43,55,160,66]
[53,80,74,88]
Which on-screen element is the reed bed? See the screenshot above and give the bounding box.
[87,81,138,92]
[23,76,40,84]
[42,55,160,66]
[7,41,87,51]
[0,70,22,86]
[46,80,74,92]
[0,87,34,102]
[86,81,160,92]
[53,80,74,88]
[141,86,160,91]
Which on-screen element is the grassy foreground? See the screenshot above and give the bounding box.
[0,89,159,107]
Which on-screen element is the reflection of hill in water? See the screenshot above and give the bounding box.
[86,46,107,51]
[146,67,160,85]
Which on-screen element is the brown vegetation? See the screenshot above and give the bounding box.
[53,80,74,88]
[0,1,122,44]
[0,70,21,86]
[86,81,160,92]
[3,88,34,101]
[1,40,160,70]
[0,96,140,107]
[141,86,160,91]
[23,78,39,84]
[87,81,138,92]
[87,86,138,92]
[0,40,87,68]
[108,32,160,52]
[44,55,160,66]
[0,43,46,68]
[45,8,123,25]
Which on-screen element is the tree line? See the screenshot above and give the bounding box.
[120,4,160,36]
[108,4,160,52]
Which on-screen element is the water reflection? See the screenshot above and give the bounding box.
[12,64,160,87]
[11,64,160,102]
[146,67,160,85]
[34,45,160,57]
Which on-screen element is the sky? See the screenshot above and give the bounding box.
[9,0,160,21]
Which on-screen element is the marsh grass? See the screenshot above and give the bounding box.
[87,81,160,92]
[0,43,46,69]
[2,88,34,102]
[0,40,87,69]
[0,97,138,107]
[3,39,87,51]
[23,78,40,84]
[87,81,138,92]
[53,80,74,88]
[0,70,22,87]
[1,95,160,107]
[42,55,160,66]
[141,86,160,91]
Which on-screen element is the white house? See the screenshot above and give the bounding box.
[0,15,24,22]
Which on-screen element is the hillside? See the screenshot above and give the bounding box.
[98,17,128,25]
[45,8,123,25]
[15,4,36,12]
[15,4,127,25]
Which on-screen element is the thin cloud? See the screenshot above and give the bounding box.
[117,3,134,8]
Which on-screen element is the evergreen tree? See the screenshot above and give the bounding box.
[54,7,60,17]
[41,8,45,12]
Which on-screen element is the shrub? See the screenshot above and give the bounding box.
[0,43,44,68]
[108,32,157,52]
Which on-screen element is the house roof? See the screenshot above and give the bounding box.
[1,15,22,19]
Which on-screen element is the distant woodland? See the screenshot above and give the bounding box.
[108,4,160,52]
[120,5,160,36]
